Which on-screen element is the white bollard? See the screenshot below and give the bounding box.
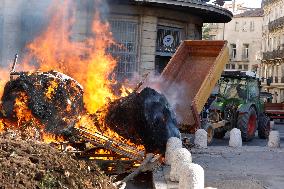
[268,130,280,148]
[229,128,242,147]
[270,121,275,130]
[179,163,204,189]
[170,148,192,182]
[165,137,182,165]
[194,129,207,148]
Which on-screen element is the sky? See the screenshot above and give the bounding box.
[240,0,262,8]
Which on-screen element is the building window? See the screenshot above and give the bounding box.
[238,65,243,70]
[230,44,237,59]
[244,64,249,70]
[243,44,249,60]
[156,26,181,56]
[250,21,254,31]
[209,35,216,40]
[226,64,230,69]
[109,20,138,80]
[235,21,239,31]
[242,21,247,32]
[231,64,236,69]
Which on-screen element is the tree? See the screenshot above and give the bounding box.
[202,23,211,40]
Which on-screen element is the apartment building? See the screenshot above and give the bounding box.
[260,0,284,102]
[208,8,263,72]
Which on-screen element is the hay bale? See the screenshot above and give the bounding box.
[105,87,180,154]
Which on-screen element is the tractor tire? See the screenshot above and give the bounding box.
[214,129,226,139]
[202,123,214,145]
[237,107,258,141]
[258,114,270,139]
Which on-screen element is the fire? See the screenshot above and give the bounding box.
[0,69,10,98]
[0,120,4,133]
[45,80,58,100]
[0,0,145,156]
[42,133,64,144]
[14,92,34,127]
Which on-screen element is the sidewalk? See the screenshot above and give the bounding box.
[153,146,284,189]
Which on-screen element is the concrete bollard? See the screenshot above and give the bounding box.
[170,148,192,182]
[194,129,207,148]
[165,137,182,165]
[270,121,275,130]
[229,128,242,147]
[268,130,280,148]
[179,163,204,189]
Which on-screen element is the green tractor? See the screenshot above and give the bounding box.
[203,70,270,143]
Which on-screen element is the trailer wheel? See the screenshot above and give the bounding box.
[202,123,214,145]
[237,107,257,141]
[258,114,270,139]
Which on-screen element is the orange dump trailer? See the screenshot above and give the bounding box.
[160,40,229,133]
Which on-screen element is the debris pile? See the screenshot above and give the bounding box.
[105,87,180,154]
[0,131,115,189]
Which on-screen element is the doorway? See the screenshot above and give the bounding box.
[155,55,171,74]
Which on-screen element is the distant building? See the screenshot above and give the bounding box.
[223,1,254,15]
[0,0,232,80]
[208,8,263,72]
[260,0,284,103]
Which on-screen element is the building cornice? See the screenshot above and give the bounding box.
[108,0,233,23]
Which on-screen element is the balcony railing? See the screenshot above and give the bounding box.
[263,49,284,60]
[268,16,284,31]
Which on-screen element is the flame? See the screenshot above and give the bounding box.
[45,80,58,100]
[0,0,145,155]
[14,92,34,127]
[21,1,118,114]
[0,120,4,133]
[42,133,64,144]
[0,69,10,98]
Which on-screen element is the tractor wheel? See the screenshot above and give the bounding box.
[237,107,258,141]
[258,114,270,139]
[202,123,214,145]
[214,129,226,139]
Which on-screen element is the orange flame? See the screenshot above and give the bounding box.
[0,0,145,153]
[42,133,64,144]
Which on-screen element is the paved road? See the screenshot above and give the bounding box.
[192,122,284,189]
[127,123,284,189]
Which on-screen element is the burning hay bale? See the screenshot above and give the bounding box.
[105,87,180,154]
[1,71,84,135]
[0,131,115,189]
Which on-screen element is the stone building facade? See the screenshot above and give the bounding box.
[208,8,263,72]
[260,0,284,102]
[0,0,232,80]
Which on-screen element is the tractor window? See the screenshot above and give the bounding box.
[218,78,247,100]
[248,80,259,100]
